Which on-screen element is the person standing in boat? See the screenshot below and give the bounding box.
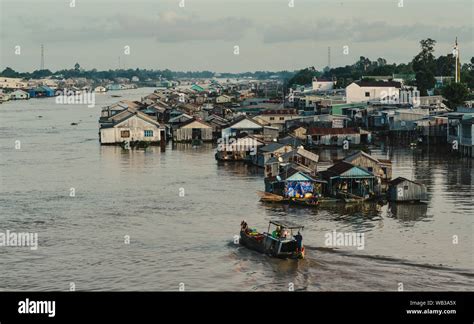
[294,231,303,252]
[241,220,248,233]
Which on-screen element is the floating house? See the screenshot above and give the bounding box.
[253,142,293,167]
[387,177,427,202]
[222,117,265,138]
[307,127,371,147]
[264,147,318,178]
[459,116,474,157]
[173,119,213,143]
[265,167,325,198]
[94,86,107,93]
[253,109,300,132]
[320,161,376,198]
[99,100,144,125]
[206,114,230,140]
[28,86,55,98]
[342,150,392,182]
[168,113,194,131]
[0,92,11,102]
[10,89,30,100]
[99,108,165,145]
[215,135,265,162]
[106,83,123,91]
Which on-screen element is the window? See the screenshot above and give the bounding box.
[269,117,275,120]
[121,130,130,138]
[368,167,373,172]
[404,185,409,190]
[144,130,153,137]
[279,117,284,120]
[365,92,370,97]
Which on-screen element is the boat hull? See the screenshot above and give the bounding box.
[239,231,304,259]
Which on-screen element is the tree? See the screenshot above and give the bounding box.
[287,68,320,88]
[412,38,437,95]
[436,54,455,76]
[0,67,20,78]
[74,63,81,71]
[460,57,474,89]
[377,58,387,67]
[31,69,52,78]
[442,82,469,109]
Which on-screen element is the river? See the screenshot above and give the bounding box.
[0,88,472,291]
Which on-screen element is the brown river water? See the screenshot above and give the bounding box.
[0,88,472,291]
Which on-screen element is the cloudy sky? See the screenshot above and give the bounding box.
[0,0,472,73]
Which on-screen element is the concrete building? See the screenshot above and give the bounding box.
[345,81,401,104]
[312,77,335,91]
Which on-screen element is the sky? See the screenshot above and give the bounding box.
[0,0,472,73]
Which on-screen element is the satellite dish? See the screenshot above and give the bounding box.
[273,138,277,142]
[276,175,282,181]
[278,157,283,163]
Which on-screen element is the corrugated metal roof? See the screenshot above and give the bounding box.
[326,162,374,178]
[307,127,359,135]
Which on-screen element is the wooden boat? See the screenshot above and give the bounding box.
[239,220,305,259]
[257,191,287,203]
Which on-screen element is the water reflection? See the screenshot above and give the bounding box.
[387,202,429,222]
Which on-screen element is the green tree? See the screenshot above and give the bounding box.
[74,63,81,71]
[412,38,437,95]
[442,82,469,109]
[436,54,455,76]
[0,67,20,78]
[287,68,320,88]
[460,57,474,89]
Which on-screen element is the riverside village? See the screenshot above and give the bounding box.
[1,39,473,212]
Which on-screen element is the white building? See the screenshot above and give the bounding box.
[94,86,107,93]
[0,77,28,89]
[100,109,165,144]
[10,89,30,100]
[312,78,335,91]
[345,81,401,104]
[216,95,232,104]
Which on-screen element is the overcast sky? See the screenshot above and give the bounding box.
[0,0,472,73]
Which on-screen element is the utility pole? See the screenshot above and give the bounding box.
[453,37,460,83]
[40,44,44,70]
[328,46,331,69]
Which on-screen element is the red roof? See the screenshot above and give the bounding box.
[307,127,359,135]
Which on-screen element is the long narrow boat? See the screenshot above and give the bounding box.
[257,191,288,203]
[239,220,305,259]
